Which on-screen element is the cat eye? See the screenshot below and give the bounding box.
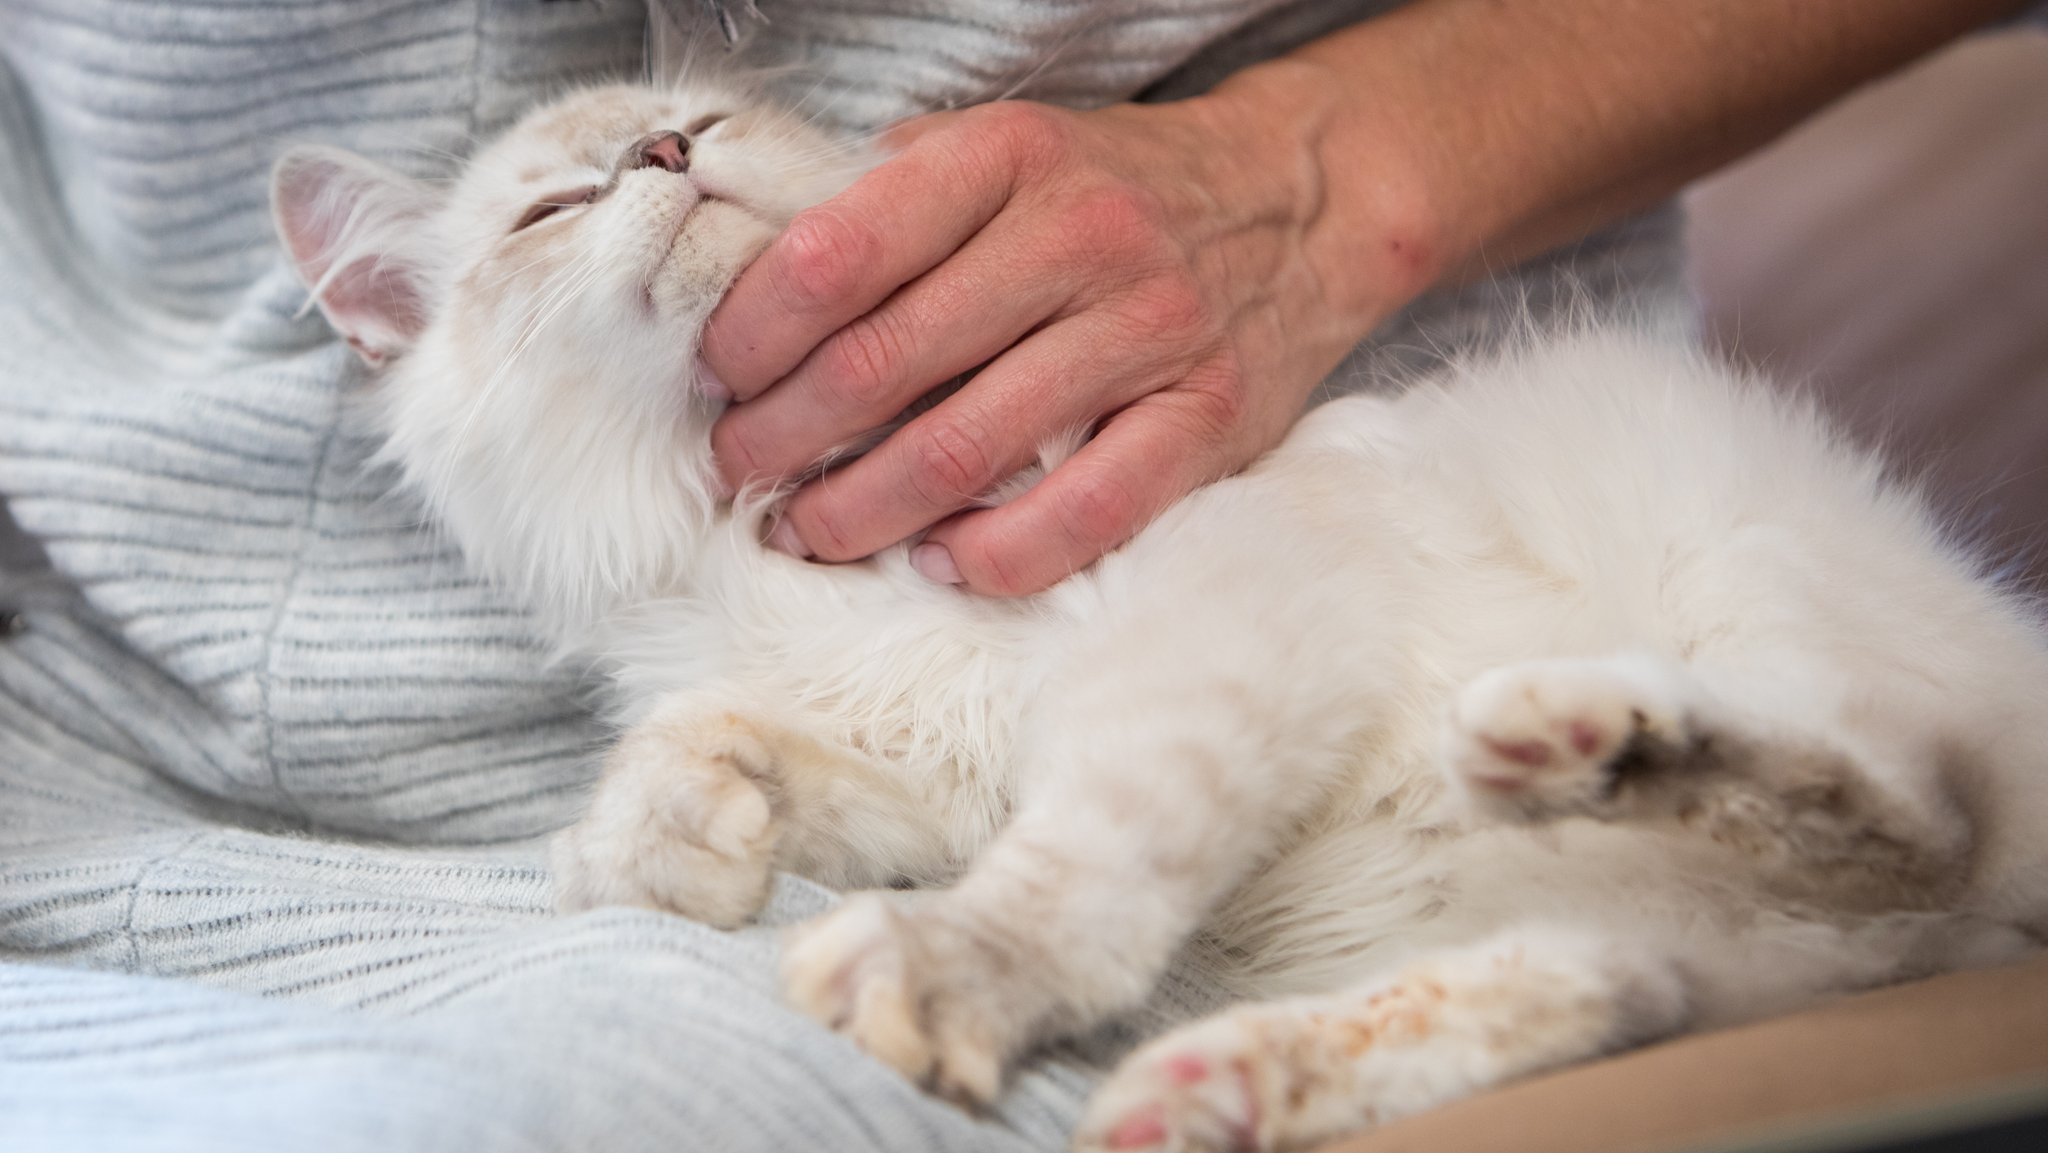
[683,112,731,136]
[511,187,596,233]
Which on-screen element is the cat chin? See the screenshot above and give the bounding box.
[645,206,777,326]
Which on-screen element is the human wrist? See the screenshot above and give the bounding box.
[1198,53,1454,346]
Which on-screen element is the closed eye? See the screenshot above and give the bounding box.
[683,111,731,136]
[512,187,596,233]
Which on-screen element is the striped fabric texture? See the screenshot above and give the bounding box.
[0,1,1692,1149]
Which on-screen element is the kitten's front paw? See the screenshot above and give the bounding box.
[552,712,781,928]
[781,894,1011,1108]
[1444,654,1692,821]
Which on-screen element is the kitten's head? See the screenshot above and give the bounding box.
[272,81,870,625]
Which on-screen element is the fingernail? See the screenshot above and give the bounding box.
[695,355,732,402]
[910,543,963,585]
[766,518,812,559]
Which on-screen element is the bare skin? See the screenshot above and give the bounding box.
[703,0,2025,597]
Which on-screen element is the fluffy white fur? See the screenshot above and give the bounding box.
[272,81,2048,1153]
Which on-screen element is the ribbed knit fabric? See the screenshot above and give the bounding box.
[0,0,1819,1148]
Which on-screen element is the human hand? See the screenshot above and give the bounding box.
[702,77,1432,595]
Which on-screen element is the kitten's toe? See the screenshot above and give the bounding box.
[550,733,779,928]
[1445,654,1690,820]
[781,894,1006,1108]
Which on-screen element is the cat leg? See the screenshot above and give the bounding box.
[553,691,937,926]
[1441,652,1970,908]
[1074,926,1687,1153]
[781,678,1353,1107]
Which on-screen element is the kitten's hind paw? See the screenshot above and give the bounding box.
[1075,983,1441,1153]
[1077,931,1688,1153]
[1073,1015,1272,1152]
[1444,653,1697,822]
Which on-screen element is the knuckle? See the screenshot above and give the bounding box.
[1176,361,1252,439]
[953,533,1034,598]
[778,208,878,312]
[1181,407,1246,465]
[795,499,858,560]
[712,419,768,482]
[1067,185,1165,255]
[907,418,997,504]
[1052,470,1142,549]
[823,311,910,411]
[1121,276,1212,344]
[969,101,1070,170]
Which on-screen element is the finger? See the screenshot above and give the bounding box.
[710,216,1076,490]
[699,124,1017,402]
[916,392,1237,596]
[772,313,1179,562]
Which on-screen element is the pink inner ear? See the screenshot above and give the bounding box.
[272,149,430,366]
[318,254,427,365]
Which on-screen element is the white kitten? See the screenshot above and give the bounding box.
[273,81,2048,1153]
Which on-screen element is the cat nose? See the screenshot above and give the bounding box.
[626,131,690,175]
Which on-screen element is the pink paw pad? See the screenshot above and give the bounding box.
[1106,1104,1167,1149]
[1164,1053,1211,1085]
[1566,719,1605,757]
[1480,736,1552,768]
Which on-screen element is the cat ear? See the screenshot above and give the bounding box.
[271,147,436,368]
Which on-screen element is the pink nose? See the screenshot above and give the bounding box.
[630,130,689,174]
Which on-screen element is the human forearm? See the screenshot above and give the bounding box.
[1210,0,2029,330]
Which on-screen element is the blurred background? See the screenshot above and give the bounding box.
[1688,26,2048,591]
